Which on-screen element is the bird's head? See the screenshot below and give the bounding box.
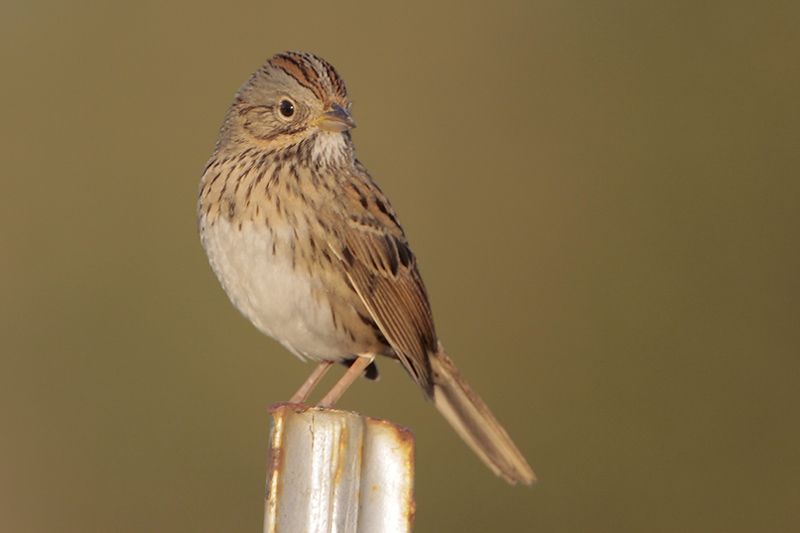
[222,52,355,162]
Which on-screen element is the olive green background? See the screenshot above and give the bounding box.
[2,1,798,531]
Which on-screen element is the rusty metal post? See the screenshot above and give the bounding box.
[264,404,415,533]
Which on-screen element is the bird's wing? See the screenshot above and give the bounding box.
[322,166,437,392]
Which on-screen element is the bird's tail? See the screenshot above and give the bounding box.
[429,346,536,485]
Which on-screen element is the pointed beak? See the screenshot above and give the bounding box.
[317,103,356,132]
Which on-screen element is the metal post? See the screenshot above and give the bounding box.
[264,403,415,533]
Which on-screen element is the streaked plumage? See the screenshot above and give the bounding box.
[198,51,534,484]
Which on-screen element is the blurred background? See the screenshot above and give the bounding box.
[2,1,799,531]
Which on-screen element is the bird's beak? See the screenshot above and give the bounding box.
[317,103,356,132]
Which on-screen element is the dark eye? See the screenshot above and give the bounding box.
[279,99,295,118]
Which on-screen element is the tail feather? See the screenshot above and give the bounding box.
[429,348,536,485]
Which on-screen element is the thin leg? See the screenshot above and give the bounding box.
[289,361,334,404]
[318,356,373,408]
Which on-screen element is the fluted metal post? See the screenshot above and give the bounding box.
[264,403,415,533]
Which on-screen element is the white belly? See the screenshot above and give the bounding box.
[200,218,348,361]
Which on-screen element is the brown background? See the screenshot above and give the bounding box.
[2,1,799,531]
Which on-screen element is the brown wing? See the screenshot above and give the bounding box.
[323,165,437,393]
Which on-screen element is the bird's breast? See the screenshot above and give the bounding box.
[197,149,388,361]
[199,211,386,362]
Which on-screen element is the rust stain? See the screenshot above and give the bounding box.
[357,423,366,460]
[266,409,286,486]
[393,425,415,450]
[270,401,312,415]
[333,422,349,487]
[265,406,288,532]
[405,497,417,527]
[402,427,416,529]
[267,438,285,483]
[366,416,414,438]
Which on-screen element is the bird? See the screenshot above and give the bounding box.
[197,51,535,485]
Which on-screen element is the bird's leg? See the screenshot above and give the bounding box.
[317,356,373,408]
[289,361,334,404]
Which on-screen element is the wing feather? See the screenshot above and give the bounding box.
[323,169,437,392]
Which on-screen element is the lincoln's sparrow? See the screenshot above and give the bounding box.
[198,51,534,485]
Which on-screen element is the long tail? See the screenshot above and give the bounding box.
[429,347,536,485]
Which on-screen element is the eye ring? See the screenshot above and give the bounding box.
[278,98,295,119]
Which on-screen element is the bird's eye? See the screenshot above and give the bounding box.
[279,99,295,118]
